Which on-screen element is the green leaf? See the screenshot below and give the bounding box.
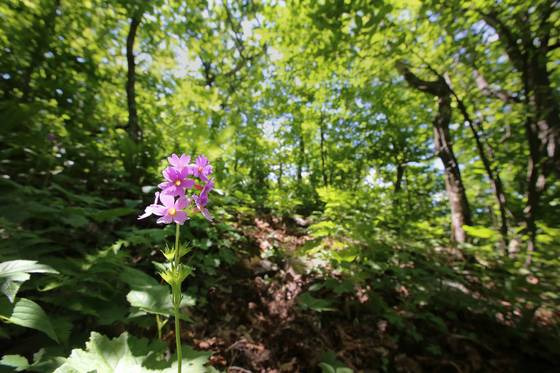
[53,332,215,373]
[126,286,174,317]
[463,225,498,239]
[1,281,22,304]
[0,260,58,303]
[318,350,353,373]
[297,292,335,312]
[126,286,192,320]
[0,297,58,342]
[0,355,30,372]
[91,207,135,222]
[0,260,59,281]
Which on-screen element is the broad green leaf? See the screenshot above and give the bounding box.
[54,332,216,373]
[0,260,59,302]
[92,207,135,222]
[318,351,353,373]
[0,260,59,281]
[297,292,335,312]
[463,225,498,240]
[0,355,29,372]
[0,297,58,342]
[126,287,192,320]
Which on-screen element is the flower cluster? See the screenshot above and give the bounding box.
[139,154,214,224]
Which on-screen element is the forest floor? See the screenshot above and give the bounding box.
[169,216,559,373]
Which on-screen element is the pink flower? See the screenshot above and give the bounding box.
[138,192,162,220]
[157,194,189,224]
[168,153,191,171]
[191,155,212,182]
[139,193,189,224]
[139,153,214,225]
[193,193,212,221]
[158,166,194,196]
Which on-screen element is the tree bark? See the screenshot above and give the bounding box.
[319,113,328,186]
[452,91,510,249]
[126,13,142,143]
[480,7,559,257]
[397,62,472,243]
[394,163,404,194]
[297,123,305,184]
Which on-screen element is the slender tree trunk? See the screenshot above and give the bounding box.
[319,114,328,186]
[397,62,472,243]
[453,93,510,249]
[297,125,305,184]
[394,163,404,193]
[278,160,283,189]
[126,13,142,143]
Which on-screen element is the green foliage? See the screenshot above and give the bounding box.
[0,297,58,342]
[0,0,559,370]
[318,351,353,373]
[54,332,215,373]
[0,260,58,302]
[297,292,335,313]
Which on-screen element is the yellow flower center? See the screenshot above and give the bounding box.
[175,180,181,186]
[168,208,176,216]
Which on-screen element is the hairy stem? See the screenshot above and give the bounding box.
[173,223,182,373]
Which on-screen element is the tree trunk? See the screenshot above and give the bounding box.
[319,114,328,187]
[126,14,142,143]
[397,62,472,243]
[394,163,404,193]
[278,161,283,189]
[481,8,560,256]
[297,124,305,184]
[453,92,510,249]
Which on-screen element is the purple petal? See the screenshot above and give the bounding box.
[202,179,214,195]
[179,154,190,166]
[157,215,173,224]
[138,209,152,220]
[200,208,213,222]
[182,179,195,188]
[196,155,208,167]
[173,210,188,224]
[162,167,177,182]
[152,205,167,216]
[168,154,179,167]
[179,167,189,179]
[160,194,175,208]
[175,196,188,210]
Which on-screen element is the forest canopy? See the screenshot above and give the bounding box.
[0,0,559,372]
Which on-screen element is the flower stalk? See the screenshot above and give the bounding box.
[138,153,214,373]
[173,223,182,373]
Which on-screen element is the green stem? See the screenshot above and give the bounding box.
[156,314,162,340]
[173,223,182,373]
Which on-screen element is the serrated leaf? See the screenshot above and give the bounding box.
[0,297,58,342]
[53,332,216,373]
